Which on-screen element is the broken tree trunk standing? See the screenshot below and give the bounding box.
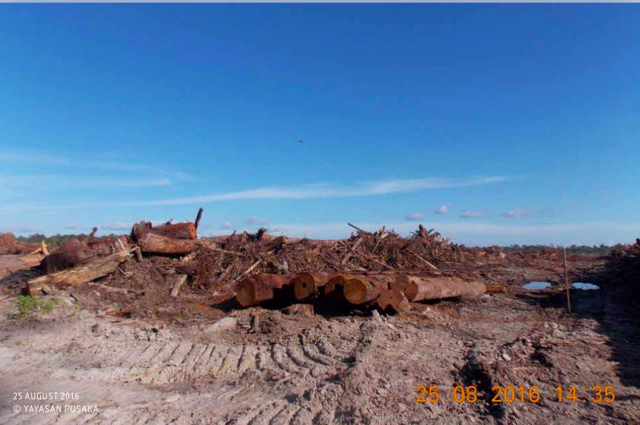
[394,276,486,302]
[236,273,295,307]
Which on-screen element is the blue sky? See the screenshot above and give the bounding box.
[1,5,639,246]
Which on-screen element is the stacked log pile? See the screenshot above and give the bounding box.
[234,271,486,313]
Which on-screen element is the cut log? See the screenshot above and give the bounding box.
[136,232,197,255]
[343,275,391,305]
[292,272,332,301]
[394,276,486,301]
[235,273,294,307]
[324,274,355,298]
[28,250,133,289]
[377,288,411,314]
[150,222,197,240]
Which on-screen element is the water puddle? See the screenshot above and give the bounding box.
[571,282,599,290]
[523,282,552,290]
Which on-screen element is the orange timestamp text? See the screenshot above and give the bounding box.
[416,385,615,404]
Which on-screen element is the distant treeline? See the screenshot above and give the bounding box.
[15,233,123,249]
[503,244,618,255]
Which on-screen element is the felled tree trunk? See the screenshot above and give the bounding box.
[395,276,486,301]
[150,222,197,240]
[343,275,391,305]
[27,250,133,293]
[235,273,294,307]
[136,233,197,255]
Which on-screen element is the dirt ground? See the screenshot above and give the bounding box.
[1,279,639,424]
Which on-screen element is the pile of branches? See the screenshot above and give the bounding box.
[188,223,475,294]
[605,238,640,287]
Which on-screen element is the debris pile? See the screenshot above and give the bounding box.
[600,238,640,300]
[0,233,49,279]
[3,207,600,319]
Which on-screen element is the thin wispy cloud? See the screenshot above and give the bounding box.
[460,210,487,219]
[405,212,424,221]
[504,209,533,218]
[435,203,450,215]
[103,222,134,231]
[0,175,514,212]
[220,220,234,229]
[0,175,172,190]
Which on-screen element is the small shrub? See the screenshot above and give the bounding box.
[15,295,39,316]
[13,295,59,317]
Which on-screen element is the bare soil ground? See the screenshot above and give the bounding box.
[1,281,639,424]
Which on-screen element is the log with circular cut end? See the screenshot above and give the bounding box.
[400,276,486,301]
[292,272,332,301]
[343,275,391,305]
[377,288,411,313]
[235,273,294,307]
[324,274,350,297]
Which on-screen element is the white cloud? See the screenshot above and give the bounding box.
[65,224,78,230]
[435,203,450,215]
[405,212,425,221]
[220,220,234,229]
[0,175,514,212]
[460,210,487,219]
[246,216,270,226]
[504,209,533,218]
